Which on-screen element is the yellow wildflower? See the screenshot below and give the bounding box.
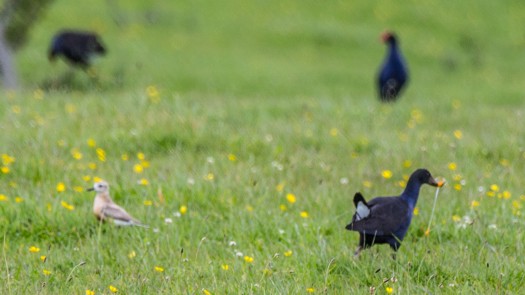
[386,286,393,294]
[452,215,461,222]
[71,148,83,160]
[453,130,463,140]
[284,250,293,257]
[65,103,76,114]
[33,88,44,100]
[133,164,144,173]
[403,160,412,168]
[128,251,136,259]
[413,207,419,216]
[88,162,97,170]
[40,255,47,262]
[96,148,106,162]
[137,152,145,160]
[381,170,393,179]
[121,154,129,161]
[228,154,237,161]
[109,285,118,293]
[502,191,511,199]
[138,178,149,186]
[180,205,188,214]
[279,204,287,211]
[490,184,499,192]
[244,256,254,263]
[56,182,66,193]
[1,154,15,165]
[306,288,315,293]
[286,193,296,204]
[300,211,309,218]
[143,200,153,206]
[11,105,21,114]
[154,266,164,272]
[87,138,96,147]
[276,183,285,192]
[454,184,462,191]
[86,290,95,295]
[0,194,8,201]
[329,128,338,137]
[15,197,23,203]
[221,264,229,271]
[29,246,40,253]
[471,200,480,208]
[448,162,457,171]
[61,201,74,211]
[42,269,51,276]
[202,289,211,295]
[1,166,9,174]
[205,173,214,181]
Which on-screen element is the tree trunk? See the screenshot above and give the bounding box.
[0,24,18,89]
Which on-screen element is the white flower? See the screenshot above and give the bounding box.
[206,157,215,164]
[165,218,173,224]
[271,161,283,171]
[278,229,285,235]
[340,177,349,185]
[229,241,237,247]
[187,177,195,185]
[235,251,243,257]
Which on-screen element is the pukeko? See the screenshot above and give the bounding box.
[377,31,408,102]
[345,169,443,256]
[48,30,106,69]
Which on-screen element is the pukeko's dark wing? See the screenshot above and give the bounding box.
[346,196,409,235]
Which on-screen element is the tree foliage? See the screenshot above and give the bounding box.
[1,0,54,50]
[0,0,54,88]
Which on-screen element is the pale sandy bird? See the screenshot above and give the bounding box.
[87,180,147,227]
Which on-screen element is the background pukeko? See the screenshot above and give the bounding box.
[48,30,106,69]
[377,31,409,102]
[346,169,443,256]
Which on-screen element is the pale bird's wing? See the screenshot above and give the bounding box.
[101,203,145,226]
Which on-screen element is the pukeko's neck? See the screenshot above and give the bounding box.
[400,177,425,208]
[386,41,403,63]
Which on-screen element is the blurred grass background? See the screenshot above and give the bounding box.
[1,0,525,293]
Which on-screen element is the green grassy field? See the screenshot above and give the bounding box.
[2,0,525,293]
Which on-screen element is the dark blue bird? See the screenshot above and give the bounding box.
[345,169,443,256]
[49,30,106,69]
[377,31,409,102]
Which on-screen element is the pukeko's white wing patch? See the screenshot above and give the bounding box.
[355,201,370,221]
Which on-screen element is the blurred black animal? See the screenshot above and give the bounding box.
[377,31,408,102]
[48,30,106,69]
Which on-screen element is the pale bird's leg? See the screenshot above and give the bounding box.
[353,246,363,258]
